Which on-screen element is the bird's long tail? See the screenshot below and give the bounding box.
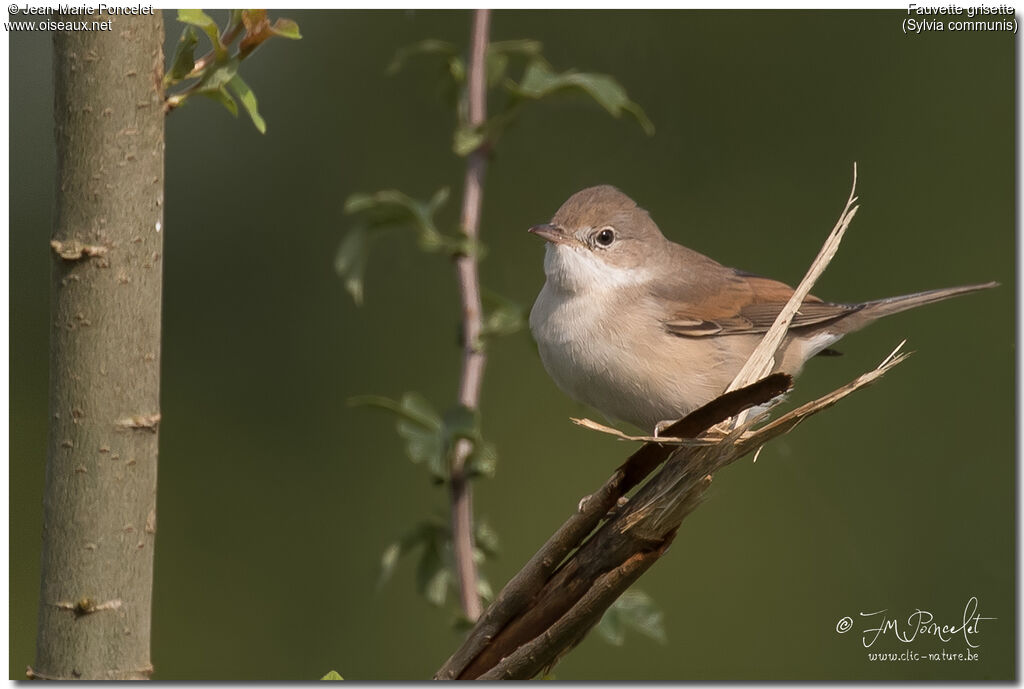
[840,281,999,333]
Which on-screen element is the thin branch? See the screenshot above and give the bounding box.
[449,8,491,624]
[726,164,859,396]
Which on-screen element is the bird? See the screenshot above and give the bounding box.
[528,185,997,431]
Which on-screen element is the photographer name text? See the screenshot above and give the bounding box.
[8,4,153,15]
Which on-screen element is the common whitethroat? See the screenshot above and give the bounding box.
[528,185,997,431]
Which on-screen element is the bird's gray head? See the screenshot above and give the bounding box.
[529,185,667,293]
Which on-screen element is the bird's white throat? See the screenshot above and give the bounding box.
[543,242,649,294]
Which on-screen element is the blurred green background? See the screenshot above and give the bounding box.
[9,9,1015,680]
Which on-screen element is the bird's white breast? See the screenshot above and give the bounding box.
[529,245,762,430]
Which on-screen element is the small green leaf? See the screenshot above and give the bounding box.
[427,187,450,214]
[509,58,654,136]
[485,52,508,88]
[227,74,266,133]
[396,418,445,480]
[271,17,302,40]
[320,671,344,681]
[377,521,432,588]
[349,392,441,429]
[396,392,443,431]
[474,519,499,557]
[378,542,401,588]
[165,25,199,86]
[418,546,452,607]
[177,8,216,27]
[465,441,497,479]
[451,104,522,158]
[334,225,370,306]
[177,9,224,58]
[475,575,493,602]
[378,518,455,604]
[595,590,667,646]
[237,11,301,58]
[387,39,458,75]
[485,40,543,87]
[342,188,451,255]
[489,39,544,58]
[197,87,238,117]
[453,125,486,157]
[447,56,466,84]
[442,404,480,443]
[196,58,240,91]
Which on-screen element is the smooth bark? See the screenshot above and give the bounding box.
[33,12,164,680]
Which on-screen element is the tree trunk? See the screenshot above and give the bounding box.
[32,12,164,680]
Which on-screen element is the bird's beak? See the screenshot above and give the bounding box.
[528,223,574,245]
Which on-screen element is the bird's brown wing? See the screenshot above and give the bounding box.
[659,271,862,337]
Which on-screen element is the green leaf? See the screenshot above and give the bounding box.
[427,186,450,214]
[379,542,402,588]
[453,125,486,157]
[485,52,508,88]
[451,103,523,158]
[236,11,302,59]
[196,57,240,92]
[342,188,452,254]
[446,56,466,84]
[349,392,441,429]
[489,39,544,58]
[378,521,430,587]
[475,575,494,602]
[320,671,344,681]
[165,25,199,86]
[396,418,445,480]
[440,404,493,478]
[509,58,655,136]
[271,17,302,40]
[441,404,480,444]
[417,537,452,607]
[378,518,456,607]
[197,87,238,117]
[485,40,543,87]
[387,39,458,75]
[595,590,667,646]
[334,225,370,306]
[177,9,224,58]
[226,74,266,133]
[379,518,453,607]
[474,519,499,557]
[465,440,497,479]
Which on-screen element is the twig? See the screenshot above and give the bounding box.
[726,164,860,400]
[570,416,714,445]
[449,8,491,624]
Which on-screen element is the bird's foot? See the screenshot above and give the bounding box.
[653,418,679,437]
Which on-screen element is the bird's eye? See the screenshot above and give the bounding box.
[595,227,615,247]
